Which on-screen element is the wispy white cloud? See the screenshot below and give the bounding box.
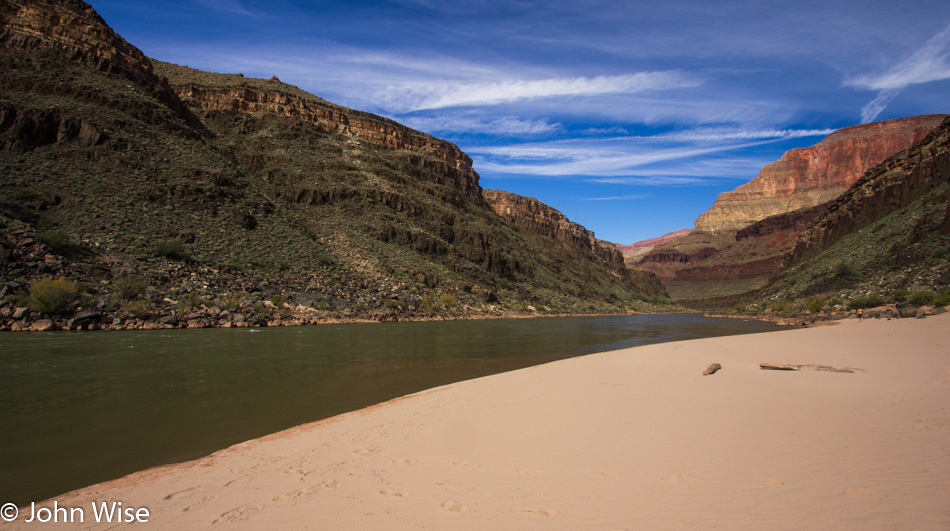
[376,71,701,112]
[472,138,780,178]
[847,22,950,122]
[398,115,561,135]
[582,193,650,201]
[195,0,253,16]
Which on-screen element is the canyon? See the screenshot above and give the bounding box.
[627,115,948,302]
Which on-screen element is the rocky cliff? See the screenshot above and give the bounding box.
[634,115,947,301]
[615,228,691,262]
[0,0,667,330]
[483,189,627,272]
[695,115,947,232]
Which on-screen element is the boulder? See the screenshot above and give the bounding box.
[30,319,56,331]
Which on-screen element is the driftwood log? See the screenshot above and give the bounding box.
[760,363,860,373]
[702,363,722,375]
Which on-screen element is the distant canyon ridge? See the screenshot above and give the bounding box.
[618,114,949,303]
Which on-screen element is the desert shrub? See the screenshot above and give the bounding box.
[253,301,268,315]
[422,293,437,314]
[113,274,147,300]
[769,299,790,313]
[733,303,747,314]
[934,289,950,307]
[28,277,79,315]
[125,299,150,318]
[440,294,457,310]
[154,239,188,260]
[848,293,885,310]
[828,296,844,307]
[807,297,826,314]
[890,288,910,303]
[37,229,71,253]
[908,290,936,306]
[270,295,284,308]
[834,262,858,279]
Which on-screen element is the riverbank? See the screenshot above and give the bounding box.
[6,312,948,529]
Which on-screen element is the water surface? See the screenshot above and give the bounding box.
[0,313,784,504]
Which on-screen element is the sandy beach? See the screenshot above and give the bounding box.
[6,313,949,530]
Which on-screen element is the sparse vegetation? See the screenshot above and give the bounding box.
[27,277,80,315]
[807,297,826,314]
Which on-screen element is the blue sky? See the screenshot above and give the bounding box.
[92,0,950,244]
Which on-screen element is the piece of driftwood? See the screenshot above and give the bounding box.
[760,363,860,373]
[702,363,722,375]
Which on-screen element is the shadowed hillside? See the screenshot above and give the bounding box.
[0,0,666,330]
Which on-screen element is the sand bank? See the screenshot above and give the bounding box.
[7,313,950,530]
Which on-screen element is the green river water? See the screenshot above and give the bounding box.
[0,313,785,505]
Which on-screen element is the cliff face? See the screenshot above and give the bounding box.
[0,0,666,321]
[635,115,946,302]
[790,117,950,265]
[0,0,203,134]
[615,228,691,262]
[161,65,482,202]
[483,189,628,273]
[695,115,948,232]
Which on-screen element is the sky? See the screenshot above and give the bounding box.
[91,0,950,244]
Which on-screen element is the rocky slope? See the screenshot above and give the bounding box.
[615,228,691,262]
[766,116,950,300]
[0,0,666,331]
[695,115,947,232]
[634,115,947,301]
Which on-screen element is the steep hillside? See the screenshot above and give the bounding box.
[763,116,950,302]
[0,0,664,330]
[635,115,946,301]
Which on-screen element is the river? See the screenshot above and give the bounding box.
[0,313,784,505]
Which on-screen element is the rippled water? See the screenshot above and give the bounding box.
[0,313,784,504]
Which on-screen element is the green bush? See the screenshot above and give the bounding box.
[890,288,910,303]
[733,303,747,314]
[807,297,826,314]
[28,277,80,315]
[270,295,284,308]
[155,239,188,260]
[834,263,858,279]
[422,293,437,314]
[908,290,936,306]
[934,289,950,307]
[37,229,72,253]
[440,294,457,310]
[848,293,885,310]
[113,274,147,300]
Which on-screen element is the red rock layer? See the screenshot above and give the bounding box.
[694,115,948,232]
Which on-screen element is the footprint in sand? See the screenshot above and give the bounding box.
[442,500,469,513]
[354,444,385,456]
[211,505,263,526]
[321,479,341,489]
[846,488,888,499]
[379,490,409,498]
[745,476,784,487]
[516,469,544,475]
[163,486,201,501]
[272,486,317,502]
[392,458,417,464]
[182,496,215,512]
[661,475,696,484]
[588,469,619,478]
[453,461,479,468]
[521,508,558,518]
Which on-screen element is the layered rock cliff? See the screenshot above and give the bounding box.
[158,63,482,202]
[483,190,627,272]
[615,228,691,262]
[695,115,947,232]
[634,115,947,301]
[0,0,666,325]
